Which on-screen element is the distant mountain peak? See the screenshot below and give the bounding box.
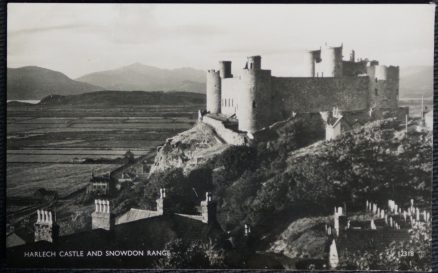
[123,62,154,69]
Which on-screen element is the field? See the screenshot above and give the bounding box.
[7,163,115,198]
[399,97,433,118]
[7,104,202,198]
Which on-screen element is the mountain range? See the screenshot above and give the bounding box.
[7,64,432,100]
[76,63,206,94]
[399,65,433,98]
[7,64,207,100]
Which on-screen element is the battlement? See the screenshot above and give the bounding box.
[371,65,399,81]
[207,69,220,75]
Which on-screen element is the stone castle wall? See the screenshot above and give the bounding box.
[221,77,241,116]
[272,76,370,117]
[202,116,247,145]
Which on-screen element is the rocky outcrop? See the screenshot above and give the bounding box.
[268,216,330,259]
[149,122,230,176]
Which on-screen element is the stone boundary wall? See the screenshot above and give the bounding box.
[202,116,247,146]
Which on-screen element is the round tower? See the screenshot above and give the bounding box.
[206,69,221,114]
[367,64,399,109]
[247,56,261,71]
[219,61,232,78]
[238,69,272,133]
[321,45,343,77]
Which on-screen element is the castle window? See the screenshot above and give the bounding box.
[375,88,378,96]
[375,78,378,83]
[252,100,256,108]
[232,99,234,106]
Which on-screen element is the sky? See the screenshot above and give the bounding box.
[7,4,435,78]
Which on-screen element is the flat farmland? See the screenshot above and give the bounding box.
[7,103,202,197]
[399,98,433,117]
[7,163,115,197]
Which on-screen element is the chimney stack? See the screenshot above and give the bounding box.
[92,200,114,231]
[156,188,168,215]
[201,192,216,224]
[244,224,251,237]
[34,210,59,243]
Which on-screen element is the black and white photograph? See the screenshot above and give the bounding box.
[5,3,434,270]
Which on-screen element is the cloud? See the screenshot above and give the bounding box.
[6,3,435,78]
[9,24,90,37]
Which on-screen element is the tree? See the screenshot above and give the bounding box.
[124,150,135,163]
[339,222,431,271]
[156,239,225,268]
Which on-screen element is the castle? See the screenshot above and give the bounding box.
[205,44,402,135]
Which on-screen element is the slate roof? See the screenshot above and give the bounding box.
[6,233,26,248]
[115,208,160,225]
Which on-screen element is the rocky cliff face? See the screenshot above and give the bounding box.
[149,122,230,176]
